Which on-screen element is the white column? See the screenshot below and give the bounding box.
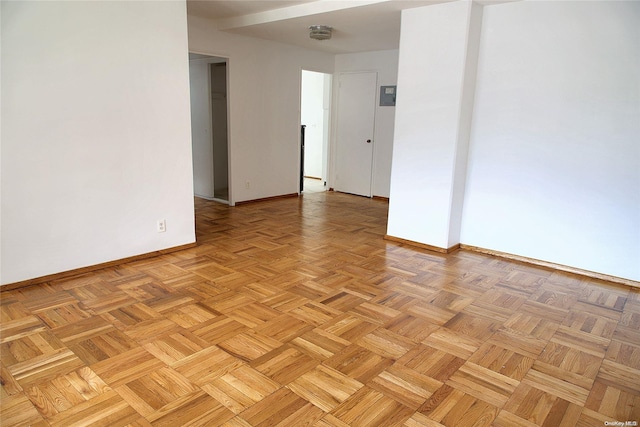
[387,0,482,251]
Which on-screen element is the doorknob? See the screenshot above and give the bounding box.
[366,139,372,143]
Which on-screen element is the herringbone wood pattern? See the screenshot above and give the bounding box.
[1,191,638,426]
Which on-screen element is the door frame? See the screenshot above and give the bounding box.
[188,51,234,206]
[299,68,332,194]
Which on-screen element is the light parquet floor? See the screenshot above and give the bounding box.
[1,191,639,426]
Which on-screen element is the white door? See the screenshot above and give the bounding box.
[335,72,377,197]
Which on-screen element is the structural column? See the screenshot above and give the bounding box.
[386,0,483,251]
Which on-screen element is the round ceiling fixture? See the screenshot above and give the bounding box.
[309,25,332,40]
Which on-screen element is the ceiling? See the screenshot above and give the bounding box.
[186,0,443,54]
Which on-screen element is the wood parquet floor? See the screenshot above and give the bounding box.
[1,191,639,426]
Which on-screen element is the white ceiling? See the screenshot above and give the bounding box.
[186,0,443,54]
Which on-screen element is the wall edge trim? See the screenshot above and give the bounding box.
[460,244,640,289]
[235,193,299,205]
[384,235,461,254]
[1,242,197,292]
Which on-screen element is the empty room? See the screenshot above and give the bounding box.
[1,0,638,426]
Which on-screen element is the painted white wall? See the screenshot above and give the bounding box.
[189,59,215,198]
[334,50,398,198]
[301,70,326,179]
[188,15,335,204]
[1,1,195,285]
[461,1,640,281]
[387,2,475,248]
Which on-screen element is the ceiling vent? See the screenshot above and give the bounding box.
[309,25,332,41]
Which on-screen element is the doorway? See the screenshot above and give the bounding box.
[300,70,331,194]
[188,53,230,204]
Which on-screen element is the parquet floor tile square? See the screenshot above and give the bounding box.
[1,330,66,366]
[596,359,640,394]
[398,344,465,382]
[368,364,442,410]
[51,316,114,349]
[418,384,499,427]
[145,390,235,426]
[1,191,639,426]
[289,301,344,327]
[200,364,279,414]
[218,331,283,362]
[463,300,518,323]
[0,316,47,344]
[226,302,287,328]
[35,303,93,329]
[287,364,364,412]
[190,315,249,345]
[370,291,419,311]
[562,311,618,339]
[8,347,85,388]
[0,361,23,397]
[502,311,560,341]
[142,329,209,365]
[500,382,583,426]
[330,386,414,426]
[290,328,351,361]
[324,344,393,383]
[442,312,501,341]
[63,334,137,373]
[238,387,315,427]
[254,313,314,343]
[0,393,46,426]
[320,291,367,312]
[321,313,379,342]
[171,345,244,386]
[446,362,519,408]
[251,345,319,384]
[79,291,140,315]
[605,339,640,369]
[259,291,310,312]
[468,343,534,381]
[522,367,591,406]
[584,381,640,422]
[0,299,31,322]
[164,302,220,328]
[91,347,164,388]
[402,412,446,427]
[579,284,628,311]
[46,389,140,427]
[115,366,197,416]
[350,301,402,325]
[357,327,415,360]
[517,300,570,324]
[24,366,109,418]
[422,328,482,360]
[427,290,475,312]
[384,313,440,342]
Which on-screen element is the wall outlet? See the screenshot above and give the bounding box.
[157,219,166,233]
[245,181,250,189]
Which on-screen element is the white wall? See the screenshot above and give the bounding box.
[188,15,335,204]
[387,2,475,248]
[189,59,214,198]
[334,50,399,198]
[301,70,326,179]
[461,1,640,281]
[1,1,195,285]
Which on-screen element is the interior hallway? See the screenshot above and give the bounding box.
[1,191,638,426]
